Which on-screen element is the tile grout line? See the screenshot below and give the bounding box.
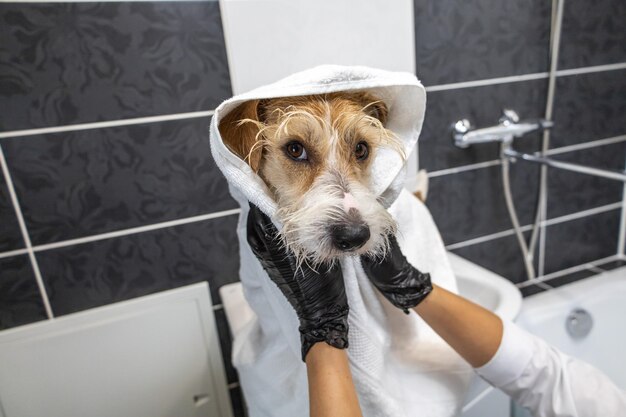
[587,264,608,274]
[618,148,626,256]
[31,208,242,253]
[0,110,215,140]
[423,62,626,93]
[516,254,621,288]
[0,202,619,260]
[424,72,549,92]
[0,248,29,260]
[0,145,54,319]
[445,226,532,251]
[426,133,626,179]
[0,64,623,141]
[556,62,626,77]
[427,160,502,178]
[445,202,622,251]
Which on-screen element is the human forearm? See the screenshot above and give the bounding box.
[306,343,363,417]
[413,284,503,368]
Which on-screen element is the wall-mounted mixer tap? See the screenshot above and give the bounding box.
[453,109,553,148]
[452,109,626,183]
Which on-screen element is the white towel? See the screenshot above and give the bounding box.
[210,65,472,417]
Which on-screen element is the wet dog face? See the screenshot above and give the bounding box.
[220,92,403,265]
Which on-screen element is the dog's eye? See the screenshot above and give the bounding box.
[355,141,369,161]
[285,141,308,161]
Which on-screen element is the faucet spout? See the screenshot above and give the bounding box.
[453,109,552,149]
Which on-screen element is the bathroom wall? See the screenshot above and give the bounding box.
[417,0,626,296]
[1,1,625,415]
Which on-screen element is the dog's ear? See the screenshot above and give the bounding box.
[351,92,388,126]
[365,100,388,126]
[219,100,266,172]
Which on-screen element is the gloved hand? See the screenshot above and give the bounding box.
[360,235,432,314]
[246,204,349,361]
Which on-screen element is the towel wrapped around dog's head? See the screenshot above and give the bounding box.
[210,65,425,217]
[209,65,471,417]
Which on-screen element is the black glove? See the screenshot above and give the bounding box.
[360,235,432,314]
[246,204,349,361]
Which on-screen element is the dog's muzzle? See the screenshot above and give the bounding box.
[330,223,370,251]
[329,207,370,251]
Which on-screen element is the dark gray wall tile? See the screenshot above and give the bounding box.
[520,284,550,298]
[427,162,539,245]
[414,0,551,85]
[452,232,534,284]
[597,259,626,271]
[215,307,238,385]
[547,142,626,218]
[0,2,231,131]
[559,0,626,69]
[0,255,47,330]
[37,214,240,316]
[544,268,598,289]
[0,171,24,252]
[419,79,547,172]
[543,209,620,274]
[3,117,235,245]
[551,70,626,148]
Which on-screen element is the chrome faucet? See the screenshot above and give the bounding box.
[452,109,626,182]
[453,110,553,148]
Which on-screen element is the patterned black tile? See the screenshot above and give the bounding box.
[0,171,24,252]
[3,117,236,245]
[0,2,231,131]
[413,0,551,86]
[543,268,598,289]
[547,142,626,219]
[550,70,626,148]
[596,259,626,271]
[229,385,247,417]
[543,209,620,275]
[451,232,535,285]
[0,255,47,330]
[37,214,240,316]
[427,162,540,246]
[520,284,551,298]
[559,0,626,69]
[419,79,547,172]
[215,307,238,385]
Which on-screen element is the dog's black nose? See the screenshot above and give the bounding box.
[331,223,370,251]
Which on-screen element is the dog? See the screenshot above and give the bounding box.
[219,92,405,266]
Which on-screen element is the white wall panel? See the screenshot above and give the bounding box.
[219,0,418,173]
[219,0,416,94]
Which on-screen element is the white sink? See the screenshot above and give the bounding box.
[220,252,522,340]
[447,252,522,321]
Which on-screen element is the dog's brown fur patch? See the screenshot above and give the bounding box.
[219,92,398,198]
[219,91,403,263]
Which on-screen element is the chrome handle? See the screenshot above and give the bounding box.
[453,109,553,149]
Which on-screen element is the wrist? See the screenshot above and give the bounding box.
[305,341,347,365]
[413,283,439,315]
[299,305,350,361]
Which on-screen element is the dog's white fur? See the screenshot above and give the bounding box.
[219,92,404,266]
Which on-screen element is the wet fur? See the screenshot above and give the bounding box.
[219,92,405,266]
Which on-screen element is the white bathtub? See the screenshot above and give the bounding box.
[514,267,626,416]
[517,267,626,389]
